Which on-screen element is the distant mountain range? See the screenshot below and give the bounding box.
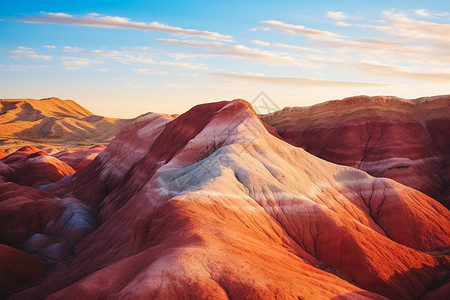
[0,97,134,151]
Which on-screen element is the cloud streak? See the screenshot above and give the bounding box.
[262,20,345,40]
[376,11,450,47]
[251,40,319,53]
[211,72,391,87]
[327,11,348,20]
[13,12,232,40]
[58,46,204,70]
[10,47,52,60]
[352,61,450,82]
[61,57,91,70]
[413,9,450,18]
[155,38,299,65]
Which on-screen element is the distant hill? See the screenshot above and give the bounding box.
[0,97,135,151]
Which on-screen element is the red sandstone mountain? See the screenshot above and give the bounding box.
[260,95,450,208]
[3,99,448,299]
[0,97,134,151]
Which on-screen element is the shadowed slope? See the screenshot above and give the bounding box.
[0,244,46,297]
[12,100,449,300]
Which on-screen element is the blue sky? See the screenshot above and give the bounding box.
[1,0,449,117]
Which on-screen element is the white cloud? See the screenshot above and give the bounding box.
[124,54,204,69]
[327,11,348,20]
[251,40,319,53]
[62,46,84,53]
[352,61,450,82]
[335,21,350,27]
[413,9,431,17]
[413,9,450,17]
[155,38,299,65]
[44,45,56,48]
[56,45,205,70]
[96,68,109,72]
[261,20,345,41]
[4,64,50,71]
[377,11,450,47]
[251,40,270,47]
[61,57,91,70]
[136,69,169,75]
[211,72,391,87]
[10,47,52,60]
[13,12,232,40]
[154,39,224,48]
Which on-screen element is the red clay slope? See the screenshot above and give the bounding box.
[260,95,450,208]
[11,100,449,300]
[0,244,46,297]
[0,182,61,246]
[1,148,75,186]
[52,144,106,171]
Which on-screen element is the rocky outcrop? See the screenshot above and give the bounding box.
[260,95,450,208]
[9,100,448,300]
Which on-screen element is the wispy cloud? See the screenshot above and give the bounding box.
[124,54,204,69]
[335,21,350,27]
[262,20,345,40]
[413,9,450,18]
[251,40,319,53]
[351,61,450,82]
[9,47,52,60]
[2,64,50,71]
[61,57,91,70]
[58,46,204,69]
[211,72,391,87]
[376,11,450,47]
[327,11,348,20]
[43,45,56,48]
[136,69,168,75]
[155,38,299,65]
[154,39,224,48]
[12,12,232,41]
